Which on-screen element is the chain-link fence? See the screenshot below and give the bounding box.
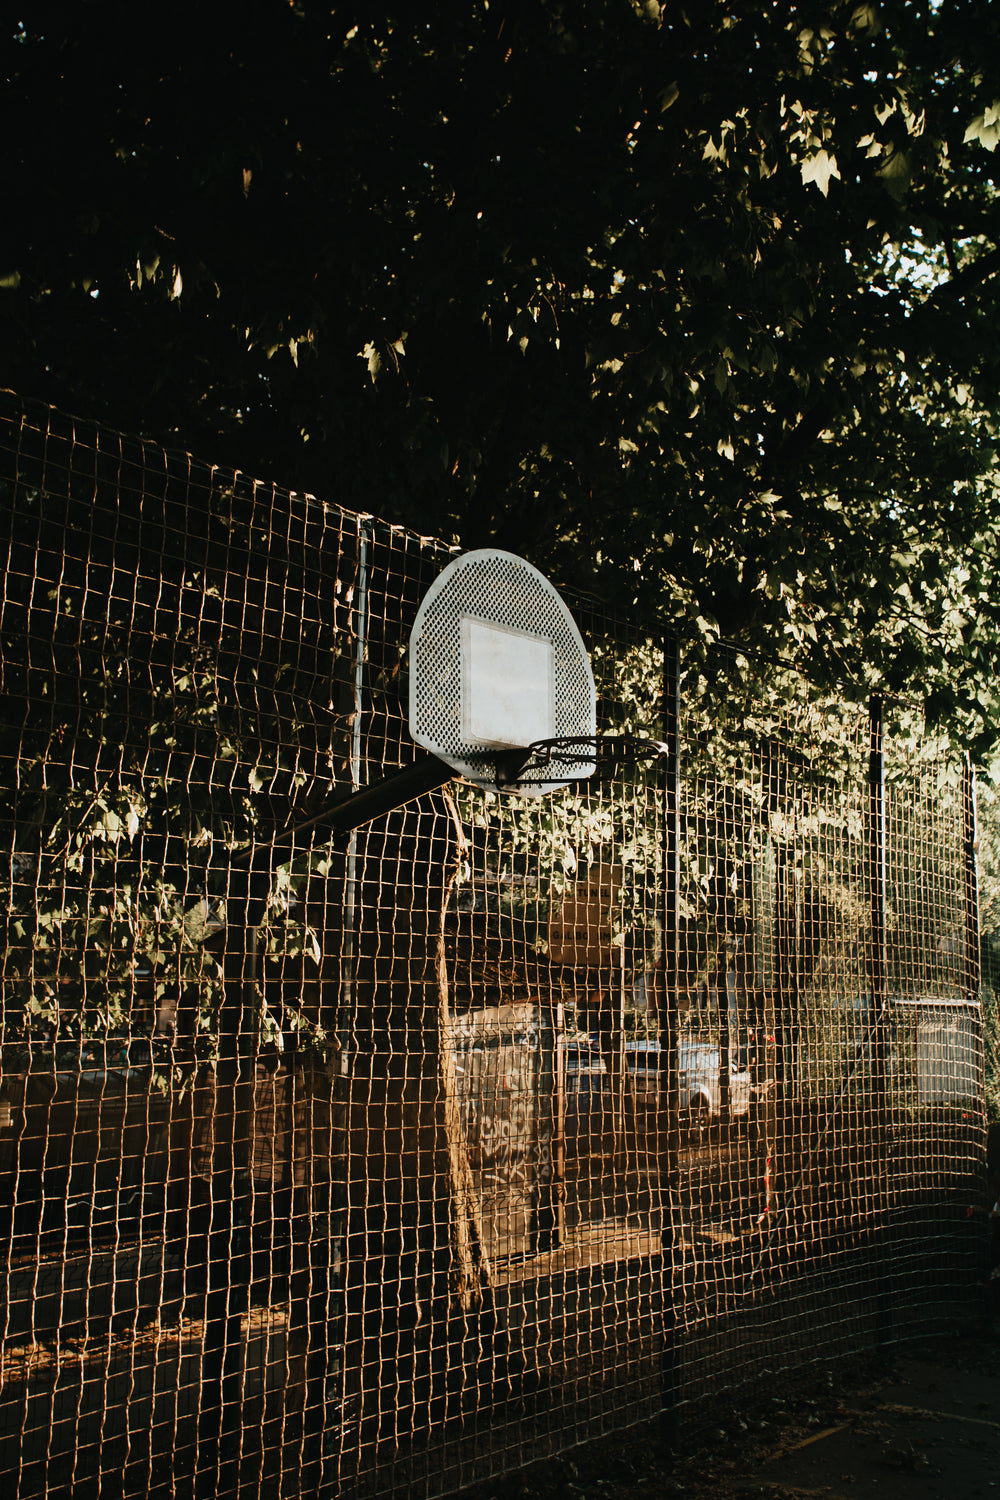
[0,391,989,1499]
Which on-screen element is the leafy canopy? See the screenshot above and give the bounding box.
[4,2,1000,749]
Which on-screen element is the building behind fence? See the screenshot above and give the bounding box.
[0,391,990,1499]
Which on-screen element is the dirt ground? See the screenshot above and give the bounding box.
[460,1318,1000,1500]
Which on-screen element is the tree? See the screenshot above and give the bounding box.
[4,1,1000,746]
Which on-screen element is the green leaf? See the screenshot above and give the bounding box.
[800,149,840,196]
[964,105,1000,151]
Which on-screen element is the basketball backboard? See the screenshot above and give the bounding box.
[409,549,597,796]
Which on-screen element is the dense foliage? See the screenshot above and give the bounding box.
[3,2,1000,746]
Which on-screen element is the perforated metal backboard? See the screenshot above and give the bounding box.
[409,549,597,795]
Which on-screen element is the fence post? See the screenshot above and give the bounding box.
[867,697,888,1045]
[297,514,369,1484]
[867,694,892,1348]
[961,753,994,1330]
[660,634,682,1447]
[964,753,981,1003]
[774,845,800,1091]
[195,861,269,1498]
[867,696,889,1120]
[769,743,800,1252]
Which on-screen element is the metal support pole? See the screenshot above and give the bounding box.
[775,856,800,1091]
[301,515,369,1482]
[866,696,889,1164]
[768,744,799,1252]
[960,753,992,1327]
[198,861,269,1498]
[660,635,682,1446]
[867,694,892,1349]
[233,754,458,879]
[963,753,981,1003]
[339,516,371,1029]
[867,696,888,1039]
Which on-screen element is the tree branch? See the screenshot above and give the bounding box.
[924,245,1000,307]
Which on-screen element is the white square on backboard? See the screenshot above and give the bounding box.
[461,616,555,749]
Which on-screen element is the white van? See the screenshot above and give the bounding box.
[625,1038,751,1134]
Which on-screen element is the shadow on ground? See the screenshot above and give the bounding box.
[459,1323,1000,1500]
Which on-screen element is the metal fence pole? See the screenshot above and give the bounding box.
[867,693,892,1348]
[660,634,682,1447]
[197,862,270,1498]
[961,754,993,1326]
[964,753,981,1003]
[867,697,888,1039]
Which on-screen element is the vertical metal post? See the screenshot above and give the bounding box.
[660,634,682,1445]
[774,858,800,1090]
[554,1001,566,1246]
[867,695,890,1144]
[717,933,732,1120]
[198,862,269,1498]
[867,694,892,1348]
[318,517,369,1474]
[960,753,990,1324]
[345,516,371,886]
[963,753,981,1002]
[769,833,799,1255]
[531,1000,563,1253]
[867,697,888,1040]
[336,514,370,1212]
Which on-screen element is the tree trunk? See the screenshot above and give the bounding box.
[340,790,492,1457]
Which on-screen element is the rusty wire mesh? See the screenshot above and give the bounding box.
[0,391,989,1499]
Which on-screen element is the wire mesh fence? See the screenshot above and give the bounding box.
[0,390,990,1499]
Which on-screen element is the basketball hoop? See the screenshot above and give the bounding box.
[202,550,656,936]
[228,550,615,876]
[409,549,598,796]
[493,734,669,788]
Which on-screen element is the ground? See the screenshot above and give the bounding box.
[459,1320,1000,1500]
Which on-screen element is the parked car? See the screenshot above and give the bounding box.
[560,1041,613,1161]
[563,1040,606,1091]
[561,1036,751,1147]
[625,1038,751,1136]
